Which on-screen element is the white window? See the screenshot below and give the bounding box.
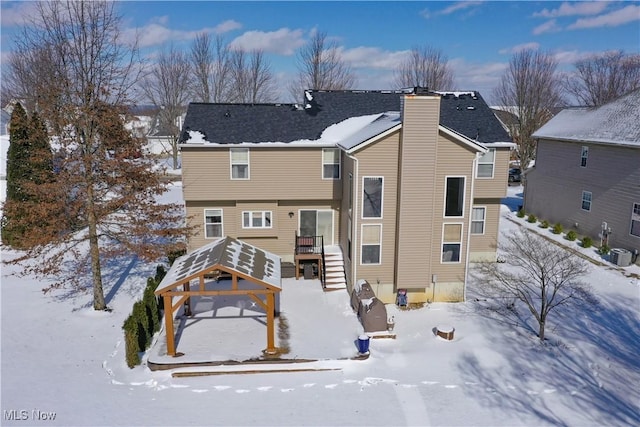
[477,149,495,178]
[581,146,589,168]
[471,207,486,235]
[442,223,463,263]
[444,176,465,217]
[322,148,340,179]
[242,211,272,229]
[631,203,640,237]
[204,209,223,239]
[581,191,592,211]
[230,148,249,179]
[362,176,383,218]
[361,224,381,265]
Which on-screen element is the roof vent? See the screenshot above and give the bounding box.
[467,106,476,110]
[224,110,231,118]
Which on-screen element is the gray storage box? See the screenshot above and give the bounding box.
[610,248,632,267]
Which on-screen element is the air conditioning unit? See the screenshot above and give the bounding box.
[610,248,632,267]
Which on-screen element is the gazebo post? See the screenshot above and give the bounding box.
[199,275,205,291]
[163,294,176,356]
[265,292,276,354]
[184,282,192,316]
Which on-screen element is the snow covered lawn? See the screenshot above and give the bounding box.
[1,183,639,426]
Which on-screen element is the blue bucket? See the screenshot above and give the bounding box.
[357,334,370,354]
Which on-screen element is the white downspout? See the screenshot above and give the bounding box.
[464,152,480,301]
[347,153,359,286]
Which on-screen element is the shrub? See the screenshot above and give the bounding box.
[598,244,610,255]
[527,214,537,223]
[123,316,141,368]
[581,236,593,248]
[517,208,525,218]
[566,230,577,241]
[552,223,563,234]
[539,220,549,229]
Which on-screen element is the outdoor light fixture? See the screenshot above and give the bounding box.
[288,212,294,218]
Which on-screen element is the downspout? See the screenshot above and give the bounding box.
[347,153,359,286]
[464,152,480,301]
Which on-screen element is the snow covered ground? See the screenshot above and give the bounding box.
[1,159,639,426]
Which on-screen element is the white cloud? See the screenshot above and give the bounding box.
[438,1,484,16]
[498,43,540,55]
[534,1,610,18]
[533,19,562,35]
[0,2,37,27]
[449,58,508,96]
[568,4,640,29]
[340,46,409,70]
[229,28,305,55]
[214,20,243,34]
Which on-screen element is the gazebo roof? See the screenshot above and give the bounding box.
[155,236,282,294]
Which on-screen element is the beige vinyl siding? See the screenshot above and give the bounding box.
[429,133,477,287]
[352,131,401,286]
[395,95,440,290]
[182,146,342,201]
[340,155,356,288]
[469,199,501,261]
[186,199,340,260]
[525,140,640,250]
[474,147,511,198]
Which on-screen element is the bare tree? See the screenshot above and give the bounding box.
[475,230,594,341]
[392,45,455,90]
[3,1,190,311]
[493,49,564,183]
[141,45,191,169]
[563,50,640,107]
[190,32,232,103]
[289,31,356,101]
[228,49,277,103]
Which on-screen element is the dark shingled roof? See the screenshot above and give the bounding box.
[180,89,511,145]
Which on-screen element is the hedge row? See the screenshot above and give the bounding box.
[123,265,167,369]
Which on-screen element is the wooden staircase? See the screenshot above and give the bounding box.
[323,248,347,291]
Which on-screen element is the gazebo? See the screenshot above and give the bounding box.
[154,236,282,357]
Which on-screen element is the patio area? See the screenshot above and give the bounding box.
[147,278,366,371]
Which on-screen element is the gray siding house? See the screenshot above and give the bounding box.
[524,88,640,259]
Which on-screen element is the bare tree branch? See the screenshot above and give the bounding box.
[392,45,455,90]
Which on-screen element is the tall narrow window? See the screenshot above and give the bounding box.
[361,224,381,264]
[348,173,353,216]
[322,148,340,179]
[242,211,272,228]
[631,203,640,237]
[445,177,465,217]
[442,223,462,263]
[471,207,486,234]
[230,148,249,179]
[581,146,589,168]
[204,209,223,238]
[477,149,495,178]
[581,191,592,211]
[362,177,383,218]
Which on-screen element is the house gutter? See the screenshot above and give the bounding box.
[464,152,480,301]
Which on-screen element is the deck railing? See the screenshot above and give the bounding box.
[294,232,326,288]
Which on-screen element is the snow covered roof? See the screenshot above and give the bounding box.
[532,89,640,148]
[156,236,281,294]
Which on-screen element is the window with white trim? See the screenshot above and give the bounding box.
[361,224,381,264]
[322,148,340,179]
[445,177,465,217]
[471,207,486,234]
[631,203,640,237]
[581,146,589,168]
[242,211,272,228]
[442,223,462,263]
[581,191,592,211]
[362,176,383,218]
[230,148,249,179]
[204,209,223,238]
[477,149,495,178]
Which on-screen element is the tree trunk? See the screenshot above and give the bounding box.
[538,320,545,342]
[86,185,106,310]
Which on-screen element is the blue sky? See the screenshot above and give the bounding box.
[2,1,639,103]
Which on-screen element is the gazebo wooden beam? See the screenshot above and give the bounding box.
[166,289,275,297]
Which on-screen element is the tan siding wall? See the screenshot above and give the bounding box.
[395,95,440,290]
[182,146,342,201]
[525,140,640,251]
[429,134,476,292]
[186,199,340,261]
[474,147,511,198]
[352,131,401,288]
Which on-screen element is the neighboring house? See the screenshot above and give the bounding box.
[0,109,9,136]
[179,88,513,304]
[525,88,640,258]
